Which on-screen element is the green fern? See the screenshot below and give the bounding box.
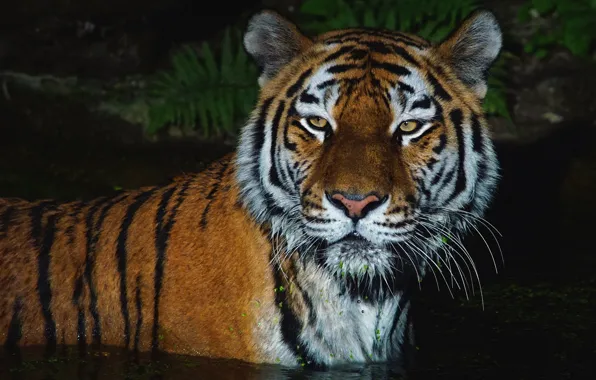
[519,0,596,58]
[146,28,258,136]
[484,52,515,121]
[298,0,478,41]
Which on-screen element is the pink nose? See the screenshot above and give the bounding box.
[328,192,383,219]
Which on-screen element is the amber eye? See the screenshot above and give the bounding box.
[398,120,421,133]
[306,117,329,130]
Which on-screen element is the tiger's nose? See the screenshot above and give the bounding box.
[326,191,385,220]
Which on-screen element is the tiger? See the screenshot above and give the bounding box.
[0,9,502,369]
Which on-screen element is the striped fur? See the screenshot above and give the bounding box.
[0,10,502,369]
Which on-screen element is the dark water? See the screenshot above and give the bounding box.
[0,346,411,380]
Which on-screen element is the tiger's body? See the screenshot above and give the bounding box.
[0,10,502,369]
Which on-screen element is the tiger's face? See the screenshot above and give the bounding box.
[238,11,501,295]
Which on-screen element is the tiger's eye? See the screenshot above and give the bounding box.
[398,120,420,133]
[307,117,329,129]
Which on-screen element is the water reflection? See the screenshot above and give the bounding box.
[0,346,408,380]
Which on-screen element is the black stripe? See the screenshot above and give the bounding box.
[271,257,323,369]
[323,45,355,63]
[80,198,104,347]
[286,68,313,98]
[82,194,128,346]
[371,61,411,76]
[379,89,391,109]
[349,49,368,60]
[383,31,429,47]
[151,185,176,351]
[152,179,192,350]
[409,123,439,144]
[134,275,143,354]
[417,181,432,203]
[268,100,288,192]
[284,101,299,152]
[299,92,319,104]
[397,82,414,94]
[66,201,85,245]
[392,45,420,67]
[274,100,296,193]
[447,109,466,203]
[31,201,58,355]
[439,167,456,194]
[431,98,444,124]
[272,258,300,355]
[470,113,484,153]
[365,41,392,54]
[426,72,452,101]
[476,160,489,186]
[0,206,14,237]
[251,97,274,183]
[324,31,427,49]
[265,196,284,217]
[316,79,337,90]
[433,134,447,154]
[201,162,230,228]
[72,274,86,351]
[411,96,431,111]
[327,63,360,74]
[430,163,455,206]
[430,162,446,186]
[116,189,156,348]
[427,157,438,171]
[4,297,23,352]
[389,287,413,362]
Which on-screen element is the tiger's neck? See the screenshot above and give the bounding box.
[272,257,414,368]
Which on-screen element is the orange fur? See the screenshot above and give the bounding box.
[0,156,279,362]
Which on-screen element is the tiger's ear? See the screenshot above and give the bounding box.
[244,10,313,87]
[436,10,502,99]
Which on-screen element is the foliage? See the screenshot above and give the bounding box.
[147,0,511,135]
[484,53,514,121]
[519,0,596,58]
[298,0,478,41]
[146,28,258,136]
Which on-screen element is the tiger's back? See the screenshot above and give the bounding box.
[0,155,281,362]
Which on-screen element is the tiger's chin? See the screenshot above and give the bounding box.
[312,232,418,301]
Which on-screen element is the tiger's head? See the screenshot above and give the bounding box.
[237,10,502,297]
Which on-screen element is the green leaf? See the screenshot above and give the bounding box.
[363,9,376,27]
[417,21,439,40]
[221,28,233,79]
[533,0,556,14]
[201,42,218,81]
[431,25,453,42]
[300,0,338,16]
[385,10,396,30]
[197,98,209,133]
[535,48,549,59]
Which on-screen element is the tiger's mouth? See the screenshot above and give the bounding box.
[333,231,369,245]
[317,231,410,269]
[312,231,418,299]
